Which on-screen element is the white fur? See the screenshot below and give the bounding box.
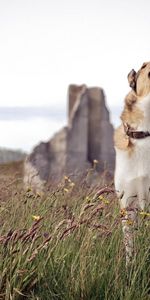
[115,92,150,211]
[115,92,150,264]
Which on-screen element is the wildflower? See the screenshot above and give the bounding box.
[70,182,75,187]
[139,211,150,217]
[64,188,69,193]
[44,232,49,238]
[126,219,133,226]
[26,187,32,192]
[64,175,69,180]
[36,192,41,198]
[98,195,109,204]
[103,199,110,205]
[93,159,99,164]
[85,196,90,203]
[120,208,127,218]
[32,215,40,221]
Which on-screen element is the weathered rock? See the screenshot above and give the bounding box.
[66,84,90,173]
[48,127,67,179]
[24,128,67,191]
[87,87,115,172]
[24,84,115,191]
[24,142,50,192]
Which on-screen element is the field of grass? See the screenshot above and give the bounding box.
[0,162,150,300]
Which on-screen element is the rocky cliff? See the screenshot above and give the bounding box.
[24,84,115,192]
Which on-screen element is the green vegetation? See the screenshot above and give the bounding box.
[0,169,150,300]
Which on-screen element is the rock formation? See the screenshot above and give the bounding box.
[24,84,115,192]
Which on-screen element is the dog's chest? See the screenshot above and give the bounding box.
[116,139,150,181]
[116,134,150,183]
[115,93,150,183]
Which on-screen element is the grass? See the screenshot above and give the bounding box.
[0,163,150,299]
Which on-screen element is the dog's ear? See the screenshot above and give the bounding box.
[127,69,137,90]
[141,62,148,69]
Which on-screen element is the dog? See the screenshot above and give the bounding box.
[114,62,150,264]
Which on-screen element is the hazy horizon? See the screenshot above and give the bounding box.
[0,0,150,151]
[0,102,122,152]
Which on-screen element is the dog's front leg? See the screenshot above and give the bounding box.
[121,208,137,266]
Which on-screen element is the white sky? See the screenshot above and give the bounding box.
[0,0,150,151]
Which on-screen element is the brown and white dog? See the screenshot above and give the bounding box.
[114,62,150,264]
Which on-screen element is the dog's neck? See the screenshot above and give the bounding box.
[136,92,150,131]
[123,122,150,139]
[121,92,150,132]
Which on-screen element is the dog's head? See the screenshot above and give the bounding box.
[128,62,150,97]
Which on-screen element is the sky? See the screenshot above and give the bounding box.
[0,0,150,152]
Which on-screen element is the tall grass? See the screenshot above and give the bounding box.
[0,177,150,299]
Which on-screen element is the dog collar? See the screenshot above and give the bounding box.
[123,123,150,139]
